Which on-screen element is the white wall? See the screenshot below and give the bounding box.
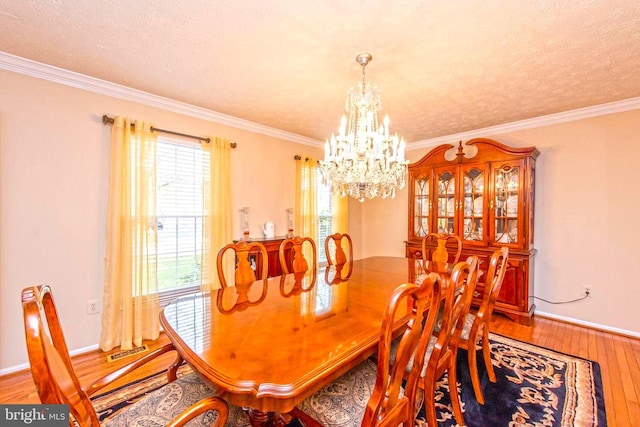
[361,109,640,335]
[0,69,322,371]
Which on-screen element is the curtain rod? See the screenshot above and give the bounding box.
[294,155,320,165]
[102,115,237,148]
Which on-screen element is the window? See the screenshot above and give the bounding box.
[317,175,333,266]
[155,138,209,305]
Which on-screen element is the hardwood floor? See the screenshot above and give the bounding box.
[1,314,638,426]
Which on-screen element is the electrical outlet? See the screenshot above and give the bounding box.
[87,299,100,315]
[585,287,592,297]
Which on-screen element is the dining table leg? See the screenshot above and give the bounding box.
[247,409,270,427]
[247,409,295,427]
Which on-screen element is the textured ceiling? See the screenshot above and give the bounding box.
[1,0,639,144]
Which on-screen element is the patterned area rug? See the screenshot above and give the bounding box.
[92,364,193,421]
[92,333,606,426]
[420,333,607,427]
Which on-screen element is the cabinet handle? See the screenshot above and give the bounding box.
[489,199,494,210]
[429,200,432,211]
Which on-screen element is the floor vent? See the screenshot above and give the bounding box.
[106,345,150,363]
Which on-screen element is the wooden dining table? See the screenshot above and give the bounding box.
[159,256,417,427]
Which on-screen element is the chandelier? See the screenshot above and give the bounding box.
[319,53,409,202]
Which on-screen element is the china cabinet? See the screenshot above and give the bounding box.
[406,138,539,325]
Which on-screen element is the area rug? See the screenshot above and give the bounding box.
[92,333,606,426]
[92,364,193,421]
[420,333,607,427]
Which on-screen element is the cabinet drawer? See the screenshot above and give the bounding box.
[406,246,423,259]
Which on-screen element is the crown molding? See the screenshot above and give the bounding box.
[0,51,322,148]
[2,51,638,151]
[409,96,640,151]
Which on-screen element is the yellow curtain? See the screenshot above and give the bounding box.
[331,193,349,234]
[100,117,159,352]
[294,156,318,267]
[327,195,350,321]
[201,137,233,291]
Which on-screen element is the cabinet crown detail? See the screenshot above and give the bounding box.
[406,138,538,325]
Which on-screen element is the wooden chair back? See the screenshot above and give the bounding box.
[217,241,268,287]
[421,232,462,265]
[279,236,317,293]
[475,247,509,329]
[324,233,353,282]
[23,285,230,426]
[444,256,479,351]
[362,273,443,427]
[324,233,353,266]
[22,285,103,426]
[279,236,317,274]
[416,256,479,427]
[459,247,509,404]
[216,241,269,313]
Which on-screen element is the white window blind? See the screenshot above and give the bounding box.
[156,139,209,306]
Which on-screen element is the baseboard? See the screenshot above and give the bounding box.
[0,343,99,376]
[0,363,29,376]
[536,311,640,340]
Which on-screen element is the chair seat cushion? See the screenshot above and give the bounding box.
[459,313,477,341]
[225,405,252,427]
[388,335,437,379]
[104,372,227,427]
[297,359,378,427]
[433,311,475,337]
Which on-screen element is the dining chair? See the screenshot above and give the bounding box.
[21,284,229,427]
[414,255,479,427]
[324,233,353,267]
[324,233,353,283]
[279,236,318,294]
[216,241,269,313]
[217,240,268,288]
[421,232,462,266]
[279,236,317,274]
[296,273,444,427]
[457,246,509,404]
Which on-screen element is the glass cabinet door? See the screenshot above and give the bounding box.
[493,162,522,245]
[435,167,456,235]
[412,175,430,238]
[461,165,487,243]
